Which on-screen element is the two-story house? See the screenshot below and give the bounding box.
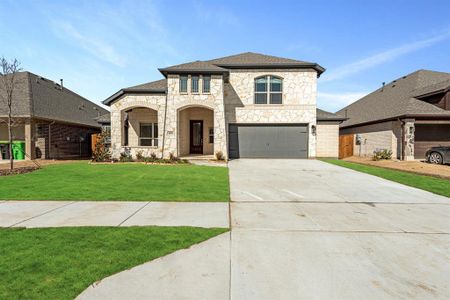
[103,52,345,159]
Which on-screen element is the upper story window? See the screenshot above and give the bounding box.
[180,75,188,93]
[254,75,283,104]
[191,75,199,93]
[203,76,211,93]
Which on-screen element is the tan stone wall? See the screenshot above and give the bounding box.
[224,69,317,157]
[110,94,166,158]
[167,74,226,158]
[109,69,319,159]
[316,122,339,157]
[340,121,399,158]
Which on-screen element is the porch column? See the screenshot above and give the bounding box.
[402,118,415,161]
[24,119,36,160]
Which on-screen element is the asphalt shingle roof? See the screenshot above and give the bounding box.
[1,72,108,127]
[159,52,325,75]
[316,108,346,121]
[338,70,450,128]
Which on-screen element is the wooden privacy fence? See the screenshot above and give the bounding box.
[339,134,354,159]
[91,133,100,154]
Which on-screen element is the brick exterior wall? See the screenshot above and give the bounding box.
[316,122,339,157]
[35,121,99,159]
[340,121,402,159]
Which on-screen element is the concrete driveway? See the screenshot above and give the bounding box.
[229,159,450,299]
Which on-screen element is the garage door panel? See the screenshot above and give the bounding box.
[414,124,450,159]
[229,124,308,158]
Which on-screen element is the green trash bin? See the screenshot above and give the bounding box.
[12,141,25,160]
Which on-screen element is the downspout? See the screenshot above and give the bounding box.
[161,93,168,159]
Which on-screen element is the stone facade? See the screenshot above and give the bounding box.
[224,69,317,157]
[110,69,319,159]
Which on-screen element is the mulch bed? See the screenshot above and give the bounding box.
[0,166,40,176]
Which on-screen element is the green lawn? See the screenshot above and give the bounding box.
[0,226,228,300]
[321,159,450,197]
[0,162,229,201]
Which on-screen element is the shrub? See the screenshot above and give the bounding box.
[169,152,179,162]
[372,149,392,161]
[215,151,225,161]
[135,150,144,162]
[150,152,157,160]
[91,131,111,162]
[119,152,133,162]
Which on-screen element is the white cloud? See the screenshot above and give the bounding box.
[322,31,450,82]
[317,91,370,112]
[52,21,126,67]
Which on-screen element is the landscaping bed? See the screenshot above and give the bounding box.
[321,158,450,198]
[0,161,230,201]
[0,226,228,300]
[344,156,450,180]
[0,166,39,176]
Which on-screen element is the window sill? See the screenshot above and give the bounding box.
[121,146,159,149]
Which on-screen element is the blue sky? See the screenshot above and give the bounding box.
[1,0,449,112]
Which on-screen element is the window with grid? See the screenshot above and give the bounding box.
[139,123,158,146]
[203,76,211,93]
[191,75,199,93]
[180,75,188,93]
[254,76,283,104]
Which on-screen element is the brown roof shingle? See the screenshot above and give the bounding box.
[338,70,450,128]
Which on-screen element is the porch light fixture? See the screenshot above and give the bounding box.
[311,125,317,136]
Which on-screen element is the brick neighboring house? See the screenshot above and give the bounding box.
[0,72,108,160]
[103,52,345,159]
[338,70,450,160]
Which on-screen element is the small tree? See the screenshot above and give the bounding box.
[91,131,111,162]
[0,57,22,170]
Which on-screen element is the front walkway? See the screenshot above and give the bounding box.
[0,201,229,228]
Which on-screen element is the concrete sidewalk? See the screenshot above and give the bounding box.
[77,232,230,300]
[0,201,229,228]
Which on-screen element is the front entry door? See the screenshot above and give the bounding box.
[190,120,203,154]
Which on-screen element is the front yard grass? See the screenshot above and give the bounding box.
[321,159,450,197]
[0,226,228,300]
[0,161,229,201]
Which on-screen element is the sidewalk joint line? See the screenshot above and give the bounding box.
[117,201,151,227]
[9,201,76,228]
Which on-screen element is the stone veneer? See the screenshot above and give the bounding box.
[224,69,317,157]
[110,69,319,159]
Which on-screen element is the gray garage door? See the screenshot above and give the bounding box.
[228,124,308,158]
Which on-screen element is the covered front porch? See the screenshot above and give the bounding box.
[177,106,215,157]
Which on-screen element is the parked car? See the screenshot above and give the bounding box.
[426,146,450,164]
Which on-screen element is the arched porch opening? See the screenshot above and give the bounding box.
[177,106,214,157]
[121,106,158,148]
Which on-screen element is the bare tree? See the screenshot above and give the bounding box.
[0,57,22,170]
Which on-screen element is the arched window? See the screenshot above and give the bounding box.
[254,76,283,104]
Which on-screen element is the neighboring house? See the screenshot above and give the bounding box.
[94,112,111,146]
[0,72,108,160]
[338,69,450,160]
[103,52,345,159]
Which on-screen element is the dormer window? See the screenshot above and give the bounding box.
[254,75,283,104]
[180,75,188,93]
